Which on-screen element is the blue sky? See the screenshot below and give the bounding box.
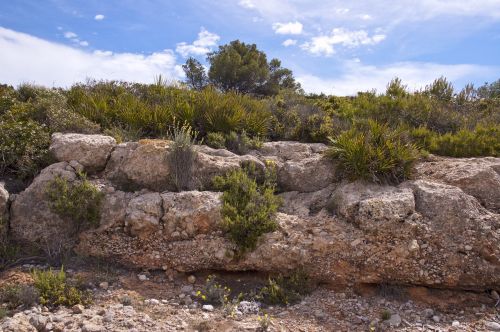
[1,0,499,95]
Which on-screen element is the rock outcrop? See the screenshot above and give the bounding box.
[50,133,116,173]
[0,182,9,240]
[8,133,500,291]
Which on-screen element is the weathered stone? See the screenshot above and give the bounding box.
[0,182,9,240]
[9,162,78,245]
[50,133,116,172]
[105,140,173,192]
[125,192,163,238]
[161,191,222,238]
[278,155,336,192]
[415,157,500,212]
[98,189,133,231]
[329,181,416,230]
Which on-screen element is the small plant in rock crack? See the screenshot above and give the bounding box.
[167,121,198,191]
[46,172,104,233]
[195,275,231,306]
[258,269,312,305]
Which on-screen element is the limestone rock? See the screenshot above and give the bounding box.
[9,162,78,245]
[125,192,163,238]
[415,157,500,212]
[329,181,416,230]
[278,155,336,192]
[0,182,9,239]
[50,133,116,172]
[161,191,222,238]
[105,140,173,192]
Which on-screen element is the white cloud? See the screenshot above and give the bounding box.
[231,0,500,23]
[94,14,105,21]
[272,21,303,35]
[176,28,220,57]
[0,27,183,87]
[282,39,297,47]
[297,60,496,95]
[79,41,89,47]
[238,0,255,9]
[360,14,372,20]
[64,31,77,39]
[301,28,386,56]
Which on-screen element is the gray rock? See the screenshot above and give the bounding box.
[486,321,500,331]
[202,304,214,312]
[181,285,194,294]
[82,322,104,332]
[125,192,163,238]
[388,314,402,327]
[50,133,116,172]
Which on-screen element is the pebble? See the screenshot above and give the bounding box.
[181,285,194,293]
[432,315,441,323]
[423,308,434,318]
[485,321,500,331]
[187,275,196,284]
[202,304,214,312]
[72,304,85,314]
[388,314,402,327]
[452,320,460,327]
[138,274,148,281]
[99,281,109,290]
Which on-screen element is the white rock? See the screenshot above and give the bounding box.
[485,321,500,331]
[202,304,214,312]
[50,133,116,172]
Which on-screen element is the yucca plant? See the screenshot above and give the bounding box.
[327,120,420,184]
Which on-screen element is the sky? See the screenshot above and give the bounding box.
[0,0,499,95]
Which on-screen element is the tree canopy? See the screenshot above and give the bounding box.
[182,40,301,96]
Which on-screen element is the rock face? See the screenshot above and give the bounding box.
[50,133,116,172]
[0,182,9,239]
[10,133,500,291]
[9,162,79,246]
[414,157,500,212]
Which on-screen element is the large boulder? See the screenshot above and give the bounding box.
[105,140,173,192]
[9,162,79,246]
[105,140,266,192]
[252,141,336,192]
[329,181,417,231]
[50,133,116,173]
[414,157,500,212]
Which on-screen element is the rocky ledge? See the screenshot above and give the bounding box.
[4,133,500,291]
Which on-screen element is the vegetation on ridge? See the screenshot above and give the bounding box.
[0,40,498,183]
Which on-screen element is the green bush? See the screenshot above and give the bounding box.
[0,284,39,309]
[327,120,420,184]
[0,119,51,178]
[213,168,282,255]
[32,268,91,307]
[46,173,104,233]
[259,270,311,305]
[168,122,197,191]
[205,132,226,149]
[225,130,263,155]
[431,125,500,157]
